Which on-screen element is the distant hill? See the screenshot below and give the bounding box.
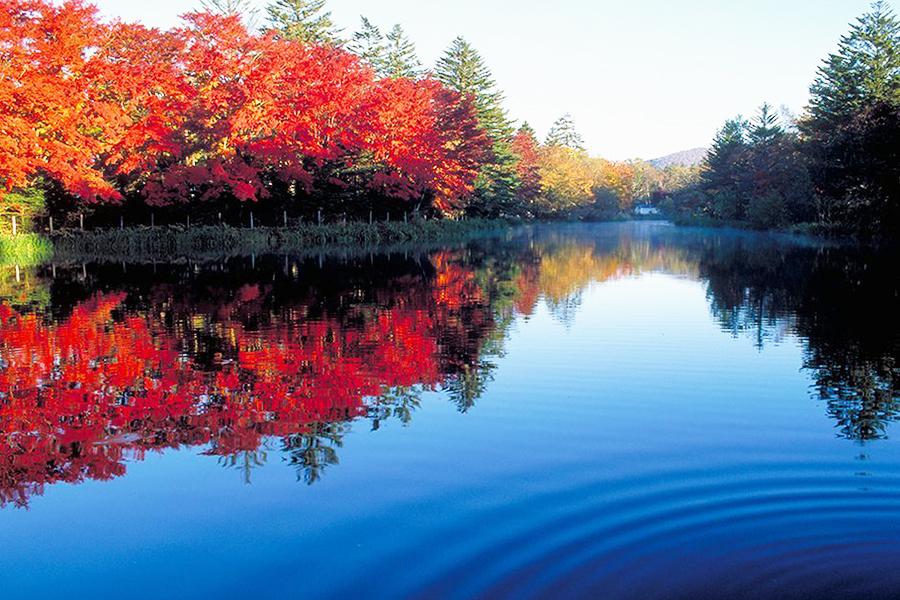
[648,147,708,169]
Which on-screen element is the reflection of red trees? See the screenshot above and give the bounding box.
[514,264,542,318]
[0,255,494,507]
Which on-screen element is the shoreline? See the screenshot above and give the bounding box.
[0,219,522,265]
[4,216,875,267]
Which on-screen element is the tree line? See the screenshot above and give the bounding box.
[668,1,899,236]
[0,0,688,232]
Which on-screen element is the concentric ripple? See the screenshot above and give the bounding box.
[343,460,900,599]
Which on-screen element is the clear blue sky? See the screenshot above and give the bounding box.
[86,0,889,160]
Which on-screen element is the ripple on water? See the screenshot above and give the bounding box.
[349,460,900,599]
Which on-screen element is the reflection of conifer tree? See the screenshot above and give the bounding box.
[814,354,898,441]
[698,233,900,441]
[370,385,424,429]
[281,423,346,485]
[218,450,268,485]
[443,361,495,413]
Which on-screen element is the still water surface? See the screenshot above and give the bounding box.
[0,222,898,599]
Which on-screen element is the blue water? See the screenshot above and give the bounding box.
[0,222,897,598]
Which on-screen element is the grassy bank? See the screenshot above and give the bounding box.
[670,214,851,238]
[0,219,516,264]
[0,233,54,266]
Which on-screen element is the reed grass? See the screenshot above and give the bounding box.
[0,234,54,266]
[35,219,513,263]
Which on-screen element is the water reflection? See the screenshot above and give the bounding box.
[697,234,899,440]
[0,223,897,508]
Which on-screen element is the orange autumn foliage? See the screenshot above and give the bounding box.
[0,1,490,213]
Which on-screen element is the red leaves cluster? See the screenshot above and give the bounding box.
[0,0,119,200]
[0,1,490,212]
[512,127,543,204]
[370,79,490,211]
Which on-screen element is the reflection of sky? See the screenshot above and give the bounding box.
[3,271,892,598]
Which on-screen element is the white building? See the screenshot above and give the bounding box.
[634,204,661,216]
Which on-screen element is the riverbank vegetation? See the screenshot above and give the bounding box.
[666,2,899,237]
[0,0,692,242]
[4,1,891,242]
[34,219,511,263]
[0,234,53,266]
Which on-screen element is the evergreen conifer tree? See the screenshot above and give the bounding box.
[748,103,784,146]
[435,37,519,215]
[700,118,750,219]
[383,25,421,79]
[545,114,585,150]
[349,17,387,73]
[807,1,900,128]
[435,37,512,140]
[266,0,340,44]
[802,1,900,232]
[201,0,259,27]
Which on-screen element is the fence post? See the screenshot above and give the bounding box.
[369,210,373,225]
[79,213,84,231]
[120,215,124,230]
[15,264,20,282]
[317,210,322,225]
[151,213,155,228]
[11,215,17,236]
[403,212,408,223]
[385,212,390,223]
[49,216,54,233]
[186,215,190,228]
[283,210,288,228]
[250,212,255,229]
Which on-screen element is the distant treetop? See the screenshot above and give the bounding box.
[545,114,585,150]
[266,0,340,44]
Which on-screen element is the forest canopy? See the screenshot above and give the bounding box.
[0,0,682,230]
[0,0,895,236]
[670,1,900,236]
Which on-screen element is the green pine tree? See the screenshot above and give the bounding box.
[201,0,259,27]
[266,0,340,44]
[517,121,537,138]
[700,117,750,219]
[435,37,519,216]
[802,1,900,233]
[435,37,513,140]
[545,114,585,150]
[470,142,522,217]
[704,117,749,176]
[806,0,900,127]
[383,24,421,79]
[349,17,387,72]
[748,103,784,146]
[701,108,815,226]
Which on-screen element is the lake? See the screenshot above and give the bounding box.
[0,221,898,599]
